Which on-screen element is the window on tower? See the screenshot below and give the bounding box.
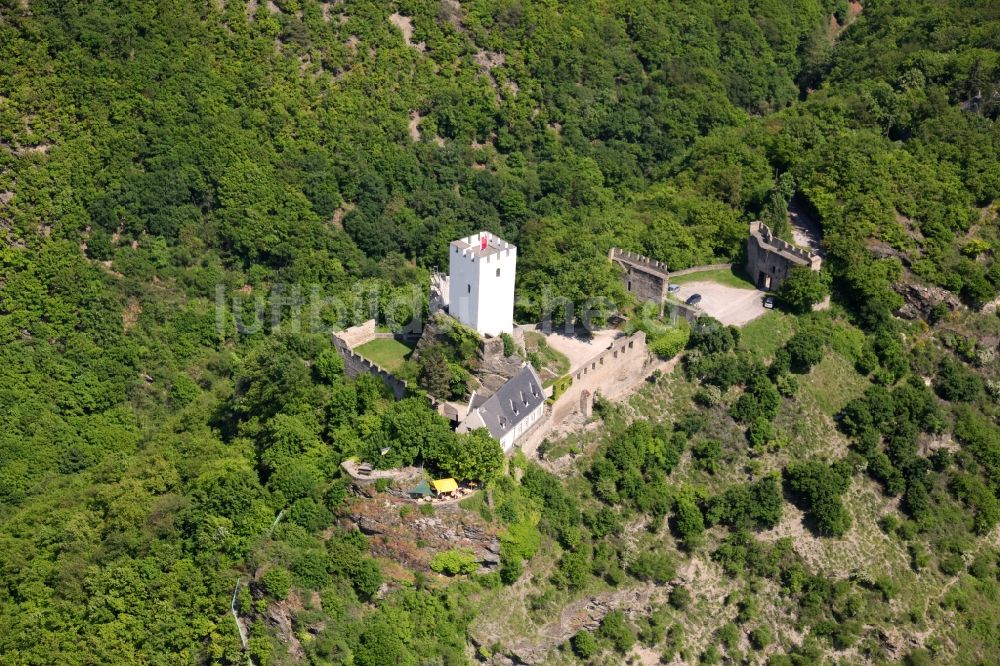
[496,268,500,277]
[467,284,471,293]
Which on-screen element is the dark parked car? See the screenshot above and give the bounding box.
[763,295,775,309]
[685,293,702,306]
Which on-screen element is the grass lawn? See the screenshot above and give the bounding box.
[354,337,414,371]
[739,310,795,360]
[669,265,755,289]
[799,351,871,416]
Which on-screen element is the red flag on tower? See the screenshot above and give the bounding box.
[481,234,488,251]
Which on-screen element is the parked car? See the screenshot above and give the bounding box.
[763,295,775,309]
[667,283,680,293]
[685,293,702,306]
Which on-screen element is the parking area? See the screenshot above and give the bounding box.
[674,281,769,326]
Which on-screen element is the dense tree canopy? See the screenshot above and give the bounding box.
[1,0,999,662]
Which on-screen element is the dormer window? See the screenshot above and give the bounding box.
[510,399,519,415]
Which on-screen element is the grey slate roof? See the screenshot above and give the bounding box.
[463,364,544,440]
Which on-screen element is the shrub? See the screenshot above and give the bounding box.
[747,417,775,448]
[785,328,825,372]
[169,374,200,406]
[649,326,690,359]
[555,549,590,590]
[628,552,676,584]
[717,622,739,651]
[689,316,738,354]
[692,439,723,474]
[784,460,852,537]
[694,385,723,407]
[313,348,344,383]
[431,549,479,576]
[934,358,983,402]
[672,495,705,550]
[669,585,692,610]
[598,610,635,653]
[260,567,292,599]
[777,266,828,313]
[571,630,599,659]
[500,332,518,357]
[749,626,772,650]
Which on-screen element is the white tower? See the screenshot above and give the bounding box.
[448,231,516,336]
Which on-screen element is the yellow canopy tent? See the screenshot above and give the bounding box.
[431,478,458,494]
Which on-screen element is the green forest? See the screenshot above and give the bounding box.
[1,0,999,663]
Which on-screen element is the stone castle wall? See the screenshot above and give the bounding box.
[552,331,650,424]
[332,333,409,400]
[609,248,669,312]
[746,221,821,291]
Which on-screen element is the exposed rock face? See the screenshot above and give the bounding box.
[344,494,501,572]
[471,584,665,665]
[894,281,962,320]
[476,335,525,395]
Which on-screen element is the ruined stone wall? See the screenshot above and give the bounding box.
[337,319,381,348]
[746,221,821,291]
[332,334,409,400]
[551,331,650,424]
[609,248,669,311]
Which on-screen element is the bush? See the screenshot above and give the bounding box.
[749,626,772,650]
[694,385,723,407]
[747,417,775,448]
[501,332,518,357]
[934,358,983,402]
[785,328,825,372]
[777,266,828,313]
[291,550,330,589]
[689,316,738,354]
[571,630,599,659]
[431,549,479,576]
[672,495,705,550]
[350,558,383,600]
[628,551,676,583]
[555,549,590,590]
[784,460,852,537]
[692,439,723,474]
[649,326,690,359]
[669,585,692,610]
[260,567,292,599]
[598,610,635,653]
[313,348,344,383]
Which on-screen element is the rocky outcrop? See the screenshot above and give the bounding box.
[476,335,524,395]
[412,313,524,397]
[344,494,501,572]
[471,584,666,665]
[894,281,962,320]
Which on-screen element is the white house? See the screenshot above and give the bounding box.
[448,231,516,336]
[457,365,545,452]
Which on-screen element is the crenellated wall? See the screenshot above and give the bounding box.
[608,248,670,314]
[746,221,822,291]
[332,333,409,400]
[551,330,650,424]
[332,322,458,418]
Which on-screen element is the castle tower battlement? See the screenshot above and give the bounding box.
[448,231,517,336]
